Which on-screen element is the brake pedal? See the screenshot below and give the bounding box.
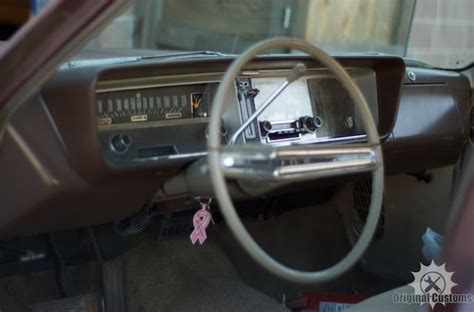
[115,203,155,236]
[102,260,126,312]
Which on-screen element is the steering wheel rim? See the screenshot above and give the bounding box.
[207,38,384,284]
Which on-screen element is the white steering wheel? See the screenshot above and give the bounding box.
[207,38,383,284]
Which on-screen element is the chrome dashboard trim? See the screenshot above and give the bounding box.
[7,125,60,186]
[98,116,209,131]
[129,134,369,163]
[96,73,223,93]
[298,134,368,144]
[95,67,364,93]
[132,151,207,163]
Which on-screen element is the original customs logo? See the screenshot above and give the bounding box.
[393,261,473,308]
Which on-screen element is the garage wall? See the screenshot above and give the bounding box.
[407,0,474,68]
[85,0,413,56]
[302,0,414,55]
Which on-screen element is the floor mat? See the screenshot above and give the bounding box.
[0,262,101,312]
[170,278,288,312]
[209,190,404,301]
[121,190,403,311]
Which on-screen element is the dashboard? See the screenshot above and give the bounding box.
[0,54,470,237]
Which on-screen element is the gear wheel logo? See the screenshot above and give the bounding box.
[409,261,457,308]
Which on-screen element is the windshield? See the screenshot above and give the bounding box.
[84,0,473,69]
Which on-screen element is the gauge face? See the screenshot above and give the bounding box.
[97,84,212,126]
[191,92,208,118]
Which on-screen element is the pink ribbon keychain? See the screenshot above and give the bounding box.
[190,198,213,245]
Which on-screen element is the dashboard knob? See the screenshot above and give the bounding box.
[110,134,132,155]
[301,116,322,133]
[259,120,272,137]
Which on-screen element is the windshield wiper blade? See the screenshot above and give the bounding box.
[60,50,227,70]
[141,50,226,59]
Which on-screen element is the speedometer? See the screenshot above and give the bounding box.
[96,83,213,126]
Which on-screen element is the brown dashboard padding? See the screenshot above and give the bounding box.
[0,94,164,238]
[384,67,471,174]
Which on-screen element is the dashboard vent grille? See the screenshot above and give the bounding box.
[352,179,385,240]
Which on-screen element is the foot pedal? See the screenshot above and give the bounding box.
[103,260,126,312]
[147,212,195,240]
[115,203,155,236]
[29,293,103,312]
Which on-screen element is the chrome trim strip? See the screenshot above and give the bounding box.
[299,134,368,144]
[7,125,59,186]
[268,134,367,147]
[96,74,223,93]
[132,151,207,163]
[130,135,367,163]
[98,117,209,131]
[167,151,208,160]
[95,67,367,93]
